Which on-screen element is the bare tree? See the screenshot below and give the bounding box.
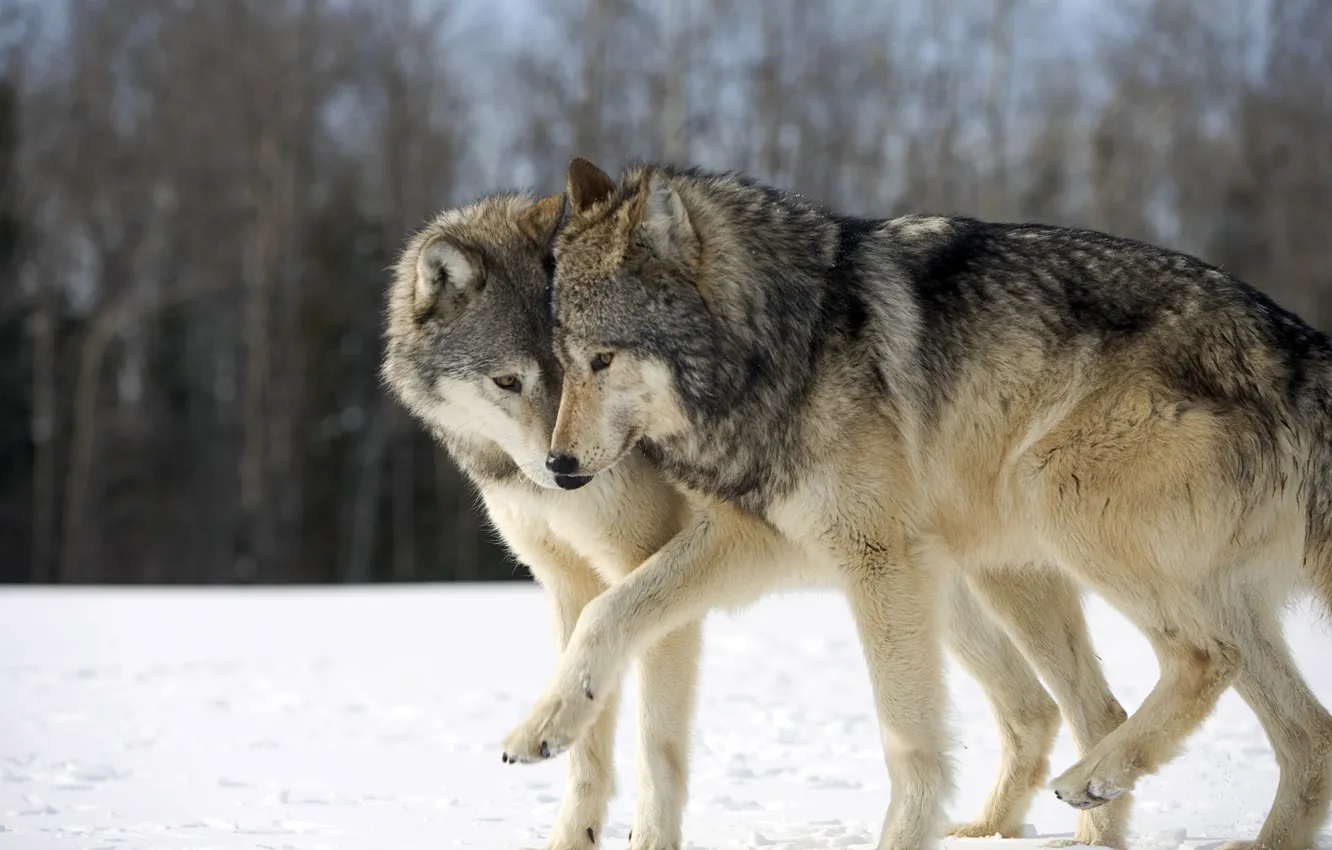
[4,0,1331,584]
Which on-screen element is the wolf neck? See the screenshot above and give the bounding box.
[642,170,877,511]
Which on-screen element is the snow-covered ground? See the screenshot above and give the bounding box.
[1,585,1329,850]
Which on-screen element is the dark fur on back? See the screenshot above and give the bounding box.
[888,217,1332,413]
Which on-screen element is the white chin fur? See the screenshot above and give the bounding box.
[519,464,562,490]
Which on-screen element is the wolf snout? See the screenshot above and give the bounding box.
[546,452,580,475]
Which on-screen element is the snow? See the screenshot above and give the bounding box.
[1,585,1329,850]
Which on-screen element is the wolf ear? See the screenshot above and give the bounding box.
[567,158,616,215]
[515,193,565,247]
[415,237,477,305]
[641,170,696,258]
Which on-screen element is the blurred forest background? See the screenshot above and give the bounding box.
[0,0,1329,584]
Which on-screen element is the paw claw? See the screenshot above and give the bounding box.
[503,678,600,765]
[1054,788,1101,810]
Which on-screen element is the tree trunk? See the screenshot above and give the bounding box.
[30,267,56,583]
[390,413,416,582]
[344,398,389,583]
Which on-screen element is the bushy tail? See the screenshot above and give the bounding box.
[1310,395,1332,618]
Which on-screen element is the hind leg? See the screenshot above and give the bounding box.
[945,575,1061,840]
[967,567,1132,849]
[1021,398,1245,814]
[1214,596,1332,850]
[1047,586,1241,810]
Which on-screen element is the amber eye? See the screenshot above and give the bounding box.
[590,352,614,372]
[493,375,521,392]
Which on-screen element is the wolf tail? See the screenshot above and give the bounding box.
[1308,380,1332,618]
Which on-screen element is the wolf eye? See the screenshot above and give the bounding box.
[590,352,614,372]
[493,375,521,392]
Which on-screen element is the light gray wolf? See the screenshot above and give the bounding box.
[382,192,1131,849]
[501,158,1332,850]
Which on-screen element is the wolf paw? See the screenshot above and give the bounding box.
[627,823,681,850]
[1050,760,1130,810]
[541,824,601,849]
[501,673,600,765]
[946,820,1022,839]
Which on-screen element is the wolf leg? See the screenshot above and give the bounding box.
[944,575,1061,841]
[630,621,702,850]
[1212,594,1332,850]
[501,504,786,771]
[840,548,952,850]
[483,496,622,846]
[1047,596,1240,811]
[528,555,620,849]
[967,568,1131,850]
[1021,390,1245,813]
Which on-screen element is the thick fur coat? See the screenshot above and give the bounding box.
[383,191,1130,850]
[501,159,1332,850]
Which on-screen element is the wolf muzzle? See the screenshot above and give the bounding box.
[547,452,591,489]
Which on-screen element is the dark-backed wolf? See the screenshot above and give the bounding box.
[383,193,1130,848]
[500,159,1332,850]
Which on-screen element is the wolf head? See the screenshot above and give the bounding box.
[545,158,721,481]
[382,191,585,490]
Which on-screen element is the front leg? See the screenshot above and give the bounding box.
[838,539,953,850]
[485,500,616,849]
[536,565,621,849]
[501,505,783,772]
[631,622,702,850]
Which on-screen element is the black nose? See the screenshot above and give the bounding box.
[546,452,580,475]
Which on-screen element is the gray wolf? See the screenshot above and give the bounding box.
[501,158,1332,850]
[383,193,1130,848]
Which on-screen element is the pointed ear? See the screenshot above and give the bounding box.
[641,170,696,258]
[515,193,565,247]
[567,157,616,215]
[415,237,478,305]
